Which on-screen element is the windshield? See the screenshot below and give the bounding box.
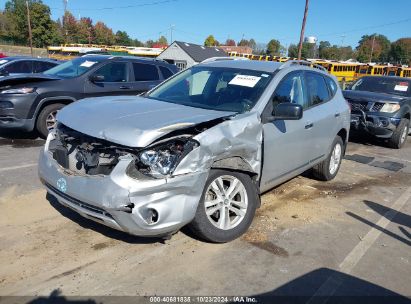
[351,77,411,97]
[147,66,273,113]
[43,57,103,78]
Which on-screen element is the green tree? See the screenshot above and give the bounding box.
[94,21,115,45]
[204,35,217,47]
[356,34,391,62]
[266,39,281,56]
[390,38,411,65]
[131,38,144,47]
[62,11,78,43]
[0,10,15,42]
[288,43,311,58]
[157,35,168,46]
[249,38,256,50]
[115,30,131,45]
[77,17,94,44]
[4,0,60,47]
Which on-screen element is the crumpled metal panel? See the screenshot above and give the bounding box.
[174,112,263,177]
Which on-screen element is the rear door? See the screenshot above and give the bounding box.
[302,71,338,161]
[1,60,33,76]
[130,62,162,94]
[84,61,135,97]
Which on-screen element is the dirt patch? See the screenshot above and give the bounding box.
[46,261,97,281]
[242,230,289,257]
[92,242,111,250]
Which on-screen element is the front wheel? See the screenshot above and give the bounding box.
[36,103,64,139]
[312,136,344,181]
[188,169,258,243]
[388,118,409,149]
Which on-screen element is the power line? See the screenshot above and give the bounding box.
[51,0,178,11]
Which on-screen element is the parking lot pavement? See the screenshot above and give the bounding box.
[0,135,410,301]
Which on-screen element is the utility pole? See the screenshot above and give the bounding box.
[369,35,376,63]
[170,24,175,44]
[297,0,309,60]
[26,1,33,57]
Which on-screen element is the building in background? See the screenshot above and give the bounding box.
[157,41,226,70]
[219,46,253,55]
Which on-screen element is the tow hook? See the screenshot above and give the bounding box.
[113,203,135,213]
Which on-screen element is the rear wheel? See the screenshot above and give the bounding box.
[312,136,344,181]
[188,169,258,243]
[388,118,409,149]
[36,103,64,139]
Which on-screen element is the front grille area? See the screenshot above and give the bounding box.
[350,102,368,111]
[46,182,114,219]
[371,102,384,112]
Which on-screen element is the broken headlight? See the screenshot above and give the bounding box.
[127,139,199,179]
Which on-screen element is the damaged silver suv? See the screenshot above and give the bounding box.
[38,60,350,242]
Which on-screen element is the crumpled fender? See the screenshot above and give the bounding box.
[173,112,263,178]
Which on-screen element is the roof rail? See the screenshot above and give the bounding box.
[279,60,327,72]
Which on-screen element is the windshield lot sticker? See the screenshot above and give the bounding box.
[80,61,97,68]
[394,83,408,92]
[0,60,8,65]
[229,75,261,87]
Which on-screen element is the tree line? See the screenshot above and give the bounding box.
[0,0,168,48]
[205,34,410,65]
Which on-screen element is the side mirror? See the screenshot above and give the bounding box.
[272,103,303,120]
[89,74,105,83]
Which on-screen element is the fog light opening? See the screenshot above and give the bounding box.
[146,208,159,225]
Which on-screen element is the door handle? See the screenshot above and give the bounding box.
[119,86,131,89]
[305,122,314,129]
[335,113,341,117]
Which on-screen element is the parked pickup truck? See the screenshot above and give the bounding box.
[344,76,410,149]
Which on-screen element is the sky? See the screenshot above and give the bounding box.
[2,0,411,48]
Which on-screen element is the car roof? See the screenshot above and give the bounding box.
[0,56,59,62]
[199,60,283,73]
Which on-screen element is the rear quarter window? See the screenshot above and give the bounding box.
[159,66,174,79]
[133,63,159,81]
[324,76,338,97]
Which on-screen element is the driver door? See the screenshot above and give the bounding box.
[260,71,315,191]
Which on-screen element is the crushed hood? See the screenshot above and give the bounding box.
[57,96,235,147]
[0,73,62,88]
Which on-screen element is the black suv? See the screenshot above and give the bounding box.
[0,55,178,138]
[0,57,61,77]
[344,76,411,148]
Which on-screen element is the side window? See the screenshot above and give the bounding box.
[272,72,307,109]
[159,66,173,79]
[325,76,338,97]
[305,72,330,107]
[4,61,32,73]
[33,61,57,73]
[93,62,127,82]
[133,63,159,81]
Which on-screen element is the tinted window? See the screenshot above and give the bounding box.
[325,76,338,97]
[133,63,159,81]
[305,72,330,107]
[33,61,57,73]
[94,62,127,82]
[3,61,32,73]
[272,72,307,109]
[44,56,105,78]
[159,66,173,79]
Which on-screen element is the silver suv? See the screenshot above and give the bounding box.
[38,60,350,242]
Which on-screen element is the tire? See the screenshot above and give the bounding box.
[188,169,258,243]
[312,136,344,181]
[36,103,64,139]
[388,118,409,149]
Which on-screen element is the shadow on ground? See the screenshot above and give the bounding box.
[46,193,163,245]
[247,268,411,304]
[347,200,411,246]
[0,129,44,148]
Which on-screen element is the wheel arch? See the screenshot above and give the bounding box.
[34,96,76,122]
